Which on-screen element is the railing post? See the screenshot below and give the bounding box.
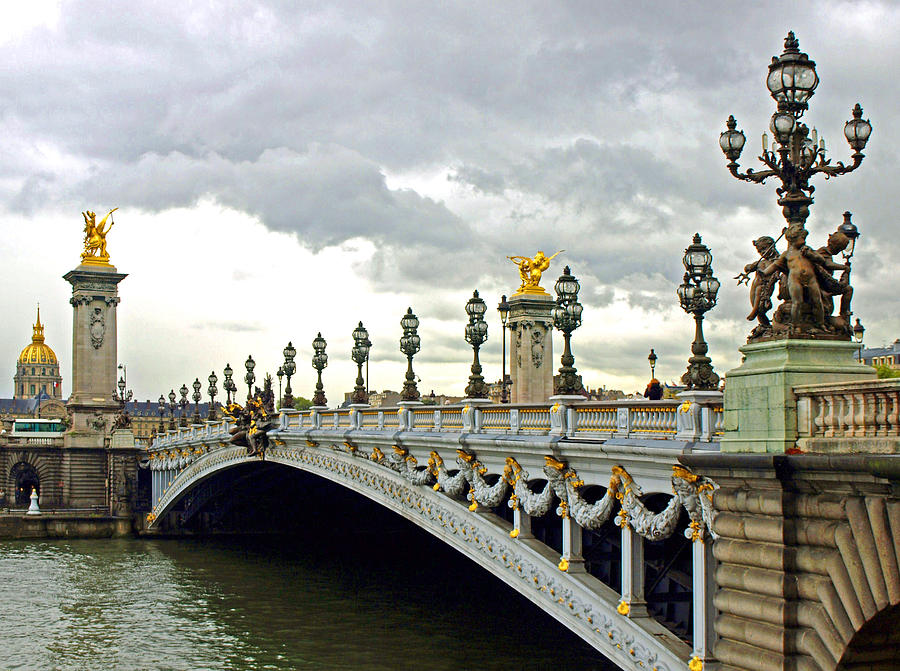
[550,402,567,435]
[676,390,723,441]
[561,516,585,573]
[616,406,631,436]
[377,410,385,430]
[433,408,442,431]
[462,405,475,433]
[509,408,520,434]
[691,535,717,668]
[619,524,648,617]
[513,506,532,538]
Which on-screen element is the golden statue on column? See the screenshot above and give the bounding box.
[80,208,118,266]
[507,250,564,295]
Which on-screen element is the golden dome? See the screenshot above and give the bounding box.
[18,306,58,365]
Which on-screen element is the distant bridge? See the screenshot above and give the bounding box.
[146,397,723,671]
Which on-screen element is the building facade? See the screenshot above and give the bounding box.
[861,339,900,368]
[13,307,62,400]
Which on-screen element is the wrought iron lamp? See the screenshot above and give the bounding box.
[311,333,328,407]
[498,294,511,403]
[350,322,371,405]
[648,348,657,379]
[178,383,189,427]
[223,363,235,404]
[207,371,218,420]
[719,32,872,230]
[677,234,721,390]
[276,366,284,407]
[168,389,177,430]
[244,355,256,401]
[853,318,865,362]
[282,341,296,408]
[191,378,202,423]
[399,308,422,401]
[114,375,133,404]
[157,394,166,433]
[552,266,584,395]
[464,291,489,399]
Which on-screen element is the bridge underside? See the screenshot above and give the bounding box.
[150,443,691,671]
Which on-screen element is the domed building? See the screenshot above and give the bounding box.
[14,307,62,400]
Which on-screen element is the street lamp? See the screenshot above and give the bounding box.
[114,375,132,404]
[351,322,371,405]
[157,394,166,433]
[223,363,236,405]
[399,308,422,402]
[498,294,511,403]
[552,266,584,395]
[207,371,218,420]
[648,348,657,379]
[168,389,177,430]
[853,318,865,363]
[282,341,297,408]
[720,32,872,231]
[276,366,284,407]
[677,234,721,390]
[178,383,189,427]
[464,291,489,399]
[311,332,328,407]
[244,355,256,401]
[191,378,202,423]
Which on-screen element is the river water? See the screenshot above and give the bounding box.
[0,532,614,670]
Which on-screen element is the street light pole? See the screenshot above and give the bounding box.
[464,291,489,399]
[498,294,510,403]
[552,267,584,396]
[311,333,328,407]
[677,234,721,390]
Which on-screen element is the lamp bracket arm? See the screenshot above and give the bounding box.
[729,163,777,184]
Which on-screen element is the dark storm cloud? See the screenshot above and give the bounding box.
[2,0,898,334]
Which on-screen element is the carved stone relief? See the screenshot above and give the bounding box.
[531,328,544,368]
[90,307,105,349]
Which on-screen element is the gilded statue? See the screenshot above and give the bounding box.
[81,208,118,265]
[507,250,564,295]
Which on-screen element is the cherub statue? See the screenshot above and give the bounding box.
[81,208,118,262]
[507,250,564,293]
[222,396,277,457]
[736,236,783,331]
[815,228,854,329]
[759,224,848,332]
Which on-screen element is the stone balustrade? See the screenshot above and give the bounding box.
[795,378,900,453]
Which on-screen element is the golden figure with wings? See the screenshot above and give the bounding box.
[507,250,564,295]
[81,208,118,265]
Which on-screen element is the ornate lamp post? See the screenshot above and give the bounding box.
[464,291,489,399]
[168,389,177,430]
[311,333,328,407]
[114,375,133,404]
[191,378,202,423]
[677,234,721,390]
[648,348,658,379]
[720,32,871,231]
[244,355,256,401]
[207,371,218,420]
[276,366,284,407]
[853,318,865,362]
[282,342,296,408]
[223,363,235,404]
[350,322,371,405]
[157,394,166,433]
[178,383,189,427]
[497,294,510,403]
[399,308,421,402]
[552,267,584,395]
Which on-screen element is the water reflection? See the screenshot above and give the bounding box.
[0,531,613,670]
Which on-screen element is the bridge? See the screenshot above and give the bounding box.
[147,396,724,671]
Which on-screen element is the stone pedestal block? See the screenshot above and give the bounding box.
[722,339,874,453]
[508,294,554,404]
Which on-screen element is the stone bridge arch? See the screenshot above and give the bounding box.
[149,443,694,671]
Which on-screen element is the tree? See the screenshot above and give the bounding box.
[875,364,900,379]
[292,396,313,410]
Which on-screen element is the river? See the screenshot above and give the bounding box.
[0,530,614,670]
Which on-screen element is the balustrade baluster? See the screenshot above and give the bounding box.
[843,393,856,437]
[889,391,900,437]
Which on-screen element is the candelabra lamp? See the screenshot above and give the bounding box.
[157,394,166,433]
[168,389,177,430]
[244,355,256,401]
[648,348,658,379]
[191,378,202,423]
[311,332,328,407]
[223,363,235,404]
[464,291,489,399]
[399,308,421,402]
[853,318,865,362]
[497,294,511,403]
[282,341,297,408]
[350,322,371,404]
[552,266,584,395]
[178,383,189,427]
[207,371,218,420]
[677,234,721,390]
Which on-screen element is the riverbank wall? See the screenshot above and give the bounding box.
[0,512,133,539]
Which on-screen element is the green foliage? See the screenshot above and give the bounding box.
[292,396,313,410]
[875,364,900,379]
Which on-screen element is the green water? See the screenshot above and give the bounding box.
[0,534,613,670]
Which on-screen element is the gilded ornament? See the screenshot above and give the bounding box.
[508,250,564,295]
[80,208,118,266]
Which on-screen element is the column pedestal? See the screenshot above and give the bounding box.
[508,293,555,404]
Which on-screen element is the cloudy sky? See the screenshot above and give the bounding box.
[1,1,897,403]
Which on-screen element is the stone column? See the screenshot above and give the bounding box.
[507,293,554,404]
